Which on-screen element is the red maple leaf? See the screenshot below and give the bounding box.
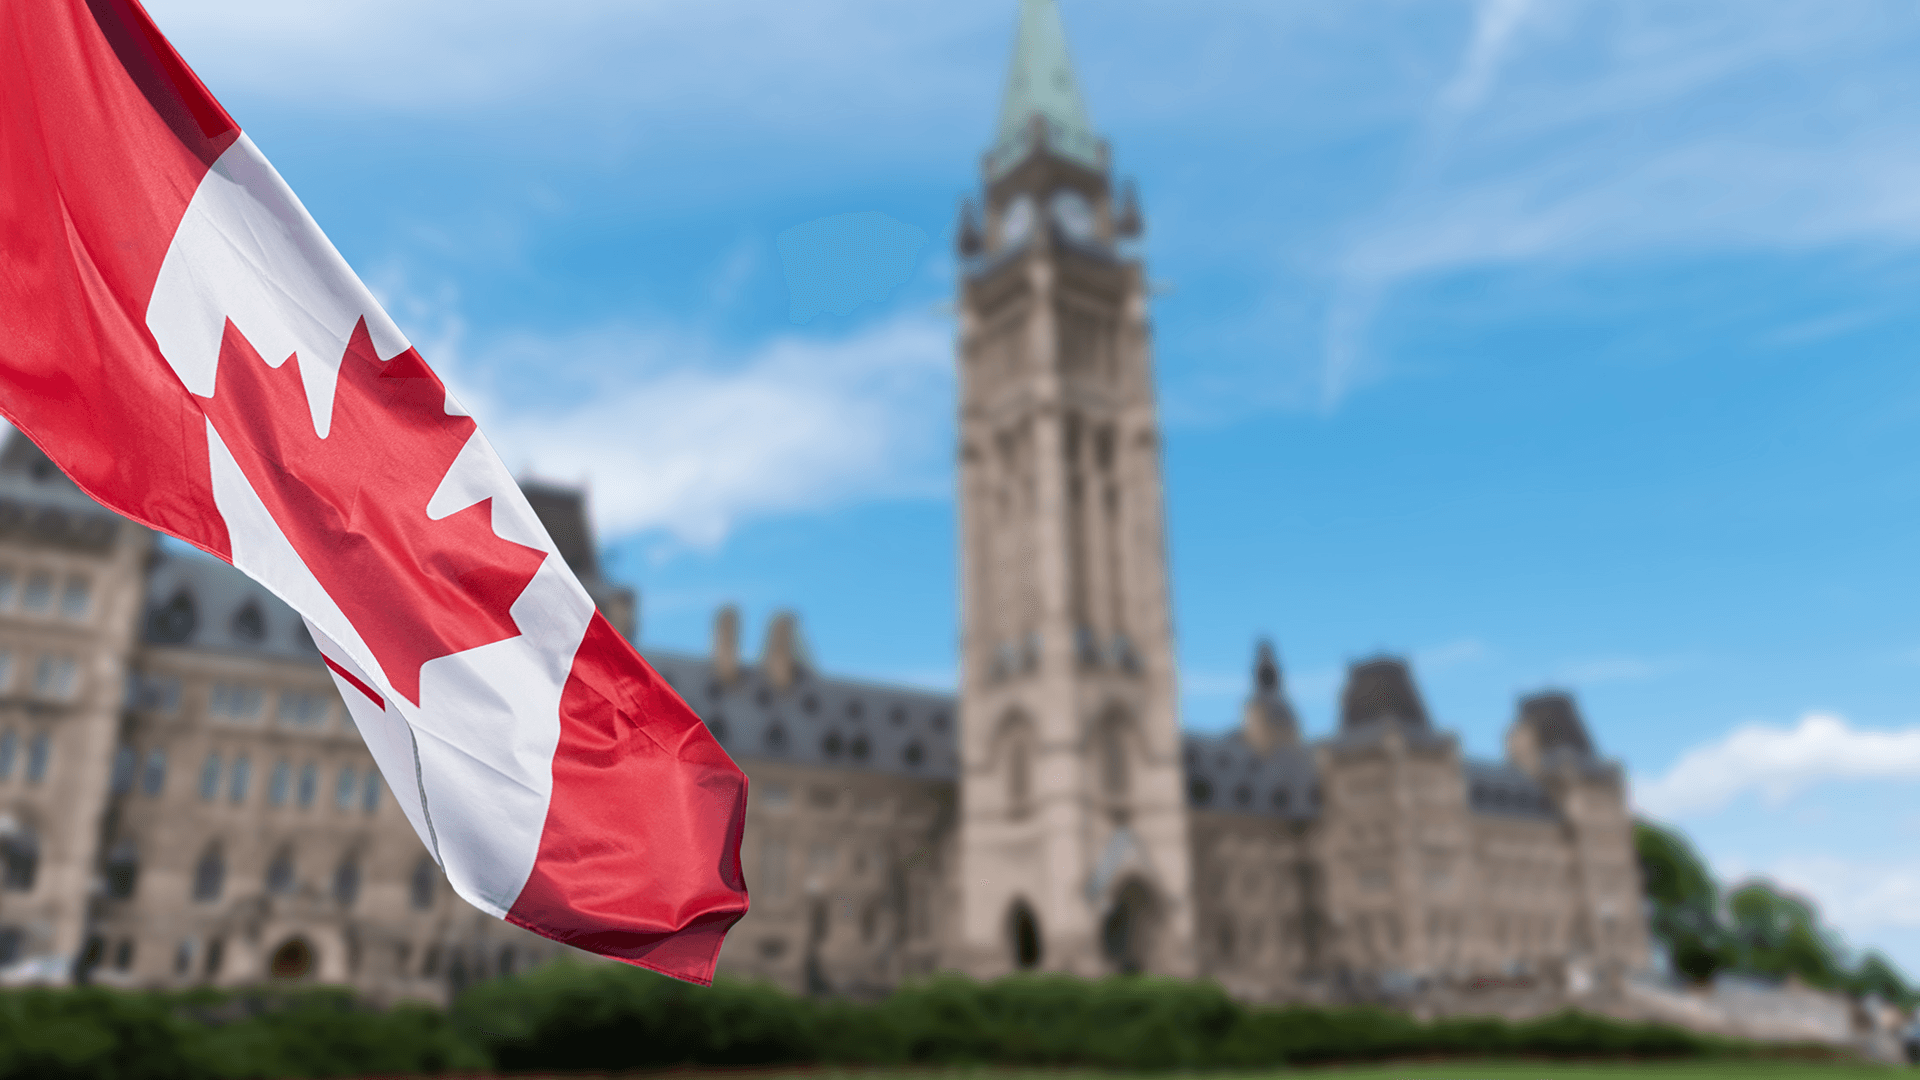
[198,318,547,707]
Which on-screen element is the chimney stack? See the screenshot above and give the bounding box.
[762,610,808,692]
[712,605,740,684]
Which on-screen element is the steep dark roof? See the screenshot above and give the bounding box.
[0,433,122,553]
[1340,656,1430,730]
[641,650,960,782]
[521,480,600,582]
[143,548,318,659]
[1517,692,1594,755]
[1181,731,1320,819]
[1464,760,1559,821]
[0,434,73,488]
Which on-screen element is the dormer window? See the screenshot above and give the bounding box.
[149,590,196,643]
[230,601,266,644]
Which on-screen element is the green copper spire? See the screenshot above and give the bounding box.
[988,0,1103,177]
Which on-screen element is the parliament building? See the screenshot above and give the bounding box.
[0,0,1646,1004]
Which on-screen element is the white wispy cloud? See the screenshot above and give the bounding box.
[1711,853,1920,976]
[144,0,997,146]
[1753,856,1920,934]
[1320,0,1920,406]
[1634,712,1920,818]
[405,303,953,548]
[1432,0,1534,136]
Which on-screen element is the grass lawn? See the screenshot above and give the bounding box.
[1243,1062,1903,1080]
[721,1065,1905,1080]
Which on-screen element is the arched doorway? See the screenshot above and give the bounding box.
[1006,898,1043,970]
[1100,878,1156,975]
[267,936,314,980]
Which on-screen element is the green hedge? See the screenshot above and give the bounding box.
[454,964,1735,1071]
[0,967,1800,1079]
[0,986,482,1080]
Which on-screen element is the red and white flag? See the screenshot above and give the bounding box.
[1,0,748,981]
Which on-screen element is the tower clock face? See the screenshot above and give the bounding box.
[1050,189,1096,244]
[999,194,1036,249]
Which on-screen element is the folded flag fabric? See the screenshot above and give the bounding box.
[0,0,748,983]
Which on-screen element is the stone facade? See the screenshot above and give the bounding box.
[0,0,1648,1008]
[0,442,596,1000]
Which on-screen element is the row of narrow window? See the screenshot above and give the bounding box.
[0,730,52,786]
[173,845,440,911]
[0,651,80,701]
[0,567,90,621]
[153,932,526,985]
[740,720,929,769]
[107,745,381,813]
[1187,776,1321,811]
[126,672,332,727]
[195,753,380,812]
[208,684,331,725]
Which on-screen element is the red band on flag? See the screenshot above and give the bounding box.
[0,0,233,556]
[322,654,386,711]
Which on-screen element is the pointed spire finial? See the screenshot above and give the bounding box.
[987,0,1103,177]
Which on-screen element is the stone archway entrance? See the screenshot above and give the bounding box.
[1100,878,1157,975]
[267,936,314,980]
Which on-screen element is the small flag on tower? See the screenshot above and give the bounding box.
[0,0,748,982]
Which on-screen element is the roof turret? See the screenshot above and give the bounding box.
[1517,691,1595,756]
[1242,640,1301,754]
[1339,656,1432,730]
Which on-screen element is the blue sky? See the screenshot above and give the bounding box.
[147,0,1920,977]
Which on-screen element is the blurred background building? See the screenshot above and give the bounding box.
[0,0,1646,1009]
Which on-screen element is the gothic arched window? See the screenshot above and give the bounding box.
[104,838,138,899]
[228,755,251,803]
[198,752,221,802]
[1,824,38,891]
[1000,712,1034,817]
[1098,715,1130,798]
[268,759,291,807]
[333,855,361,908]
[410,856,437,911]
[192,842,224,903]
[141,748,167,796]
[1008,741,1031,813]
[265,846,295,895]
[25,733,50,784]
[109,744,136,795]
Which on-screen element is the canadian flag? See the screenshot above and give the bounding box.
[0,0,748,981]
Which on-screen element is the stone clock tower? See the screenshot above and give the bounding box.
[953,0,1195,977]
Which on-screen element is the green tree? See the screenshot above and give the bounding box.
[1634,820,1731,983]
[1636,824,1916,1006]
